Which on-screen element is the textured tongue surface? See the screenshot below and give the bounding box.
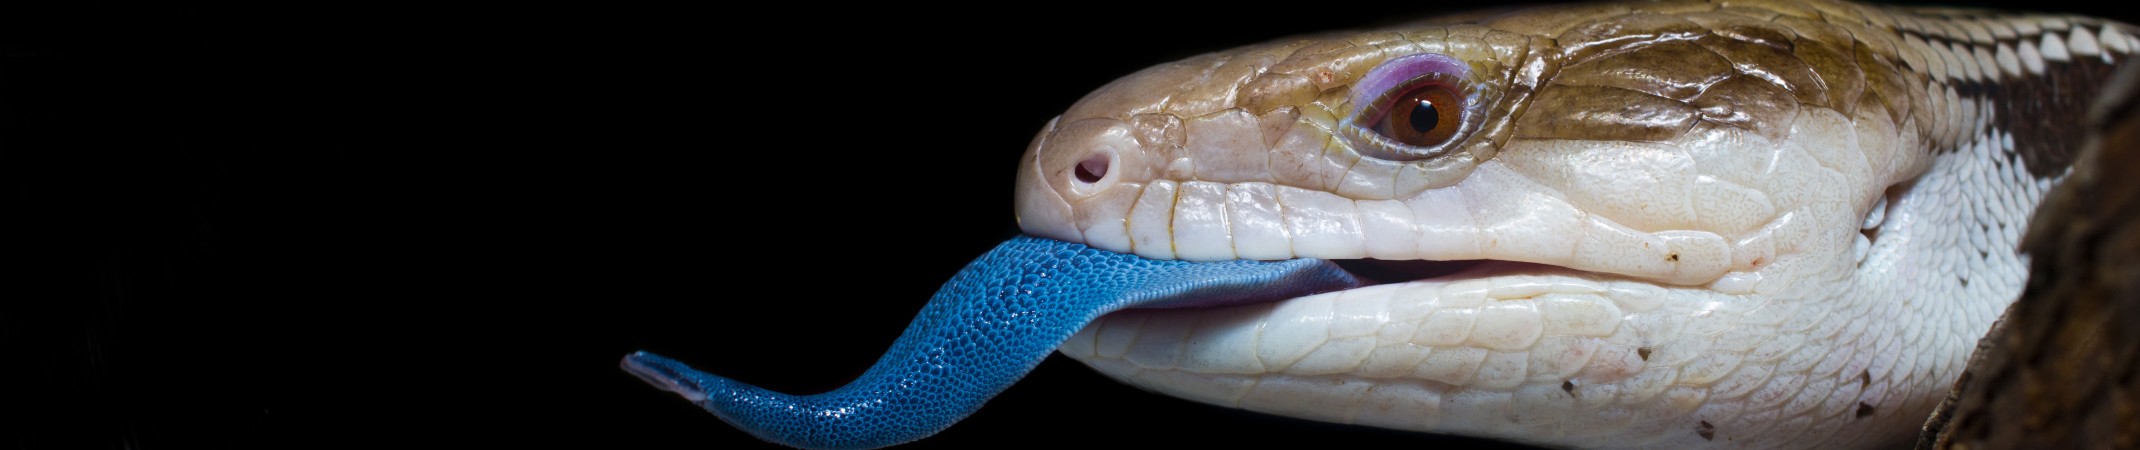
[622,235,1360,449]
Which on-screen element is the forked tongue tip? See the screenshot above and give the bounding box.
[623,235,1359,449]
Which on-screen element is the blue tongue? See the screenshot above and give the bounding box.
[623,235,1360,449]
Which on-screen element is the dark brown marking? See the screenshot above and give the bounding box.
[1857,402,1876,418]
[1562,380,1577,396]
[1860,369,1872,389]
[1856,42,1914,131]
[1710,21,1796,52]
[1516,85,1698,141]
[1638,347,1653,360]
[1914,30,2126,179]
[1556,41,1736,101]
[1791,37,1867,116]
[1556,12,1711,65]
[1697,420,1715,440]
[1690,75,1800,141]
[1694,34,1828,107]
[1666,253,1679,262]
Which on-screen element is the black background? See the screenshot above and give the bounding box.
[5,1,2132,448]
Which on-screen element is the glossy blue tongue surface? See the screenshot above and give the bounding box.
[622,235,1360,449]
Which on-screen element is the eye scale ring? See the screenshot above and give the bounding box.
[1349,53,1472,115]
[1340,53,1486,162]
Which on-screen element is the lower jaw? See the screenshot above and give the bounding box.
[1059,260,1680,445]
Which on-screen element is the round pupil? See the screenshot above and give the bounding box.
[1407,99,1439,135]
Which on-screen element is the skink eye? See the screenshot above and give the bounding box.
[1343,53,1482,161]
[1372,84,1463,147]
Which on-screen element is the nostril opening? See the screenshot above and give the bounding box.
[1074,154,1110,184]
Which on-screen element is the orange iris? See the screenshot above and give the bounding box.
[1375,86,1462,147]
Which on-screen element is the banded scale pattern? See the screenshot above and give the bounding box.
[1886,8,2132,176]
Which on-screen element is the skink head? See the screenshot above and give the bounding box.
[1012,3,1941,290]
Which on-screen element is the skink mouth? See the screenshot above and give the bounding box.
[1132,258,1593,313]
[1329,258,1495,285]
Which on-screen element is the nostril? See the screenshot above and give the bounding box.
[1074,154,1110,184]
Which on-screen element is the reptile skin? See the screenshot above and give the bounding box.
[628,1,2138,448]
